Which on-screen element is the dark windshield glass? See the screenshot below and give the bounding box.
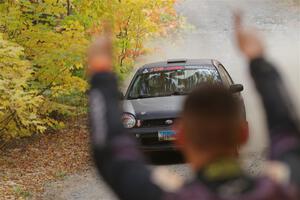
[127,67,221,99]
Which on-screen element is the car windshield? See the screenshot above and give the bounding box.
[127,66,221,99]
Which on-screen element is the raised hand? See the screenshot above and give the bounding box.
[234,12,265,60]
[87,26,113,75]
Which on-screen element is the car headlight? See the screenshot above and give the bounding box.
[122,113,136,128]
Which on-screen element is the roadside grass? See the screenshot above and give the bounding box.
[13,186,32,199]
[55,171,68,179]
[0,117,91,200]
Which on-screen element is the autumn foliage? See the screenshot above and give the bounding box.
[0,0,180,140]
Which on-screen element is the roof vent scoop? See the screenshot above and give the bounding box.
[167,59,187,64]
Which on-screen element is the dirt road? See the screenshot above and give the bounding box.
[43,152,192,200]
[43,1,299,199]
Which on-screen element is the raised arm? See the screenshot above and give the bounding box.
[249,58,298,134]
[234,13,300,185]
[88,36,163,200]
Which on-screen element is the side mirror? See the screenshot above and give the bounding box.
[119,91,124,100]
[230,84,244,93]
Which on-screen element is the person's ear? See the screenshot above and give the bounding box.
[173,119,185,150]
[239,121,249,145]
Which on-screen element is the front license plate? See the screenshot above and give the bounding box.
[158,130,176,141]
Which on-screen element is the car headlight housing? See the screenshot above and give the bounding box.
[122,113,136,128]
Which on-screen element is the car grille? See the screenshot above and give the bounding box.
[139,132,158,145]
[139,132,173,146]
[141,118,176,128]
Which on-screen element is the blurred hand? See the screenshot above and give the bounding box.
[87,32,113,75]
[234,12,264,60]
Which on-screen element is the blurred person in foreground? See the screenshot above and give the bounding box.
[87,14,300,200]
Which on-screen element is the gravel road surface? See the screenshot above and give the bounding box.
[43,1,299,199]
[43,152,192,200]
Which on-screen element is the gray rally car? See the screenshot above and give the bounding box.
[122,59,246,151]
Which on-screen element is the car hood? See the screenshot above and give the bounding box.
[123,96,185,120]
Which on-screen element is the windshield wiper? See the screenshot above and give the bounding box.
[169,90,188,96]
[128,90,188,99]
[129,94,153,99]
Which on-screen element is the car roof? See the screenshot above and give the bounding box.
[140,59,217,70]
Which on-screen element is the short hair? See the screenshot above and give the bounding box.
[182,84,242,150]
